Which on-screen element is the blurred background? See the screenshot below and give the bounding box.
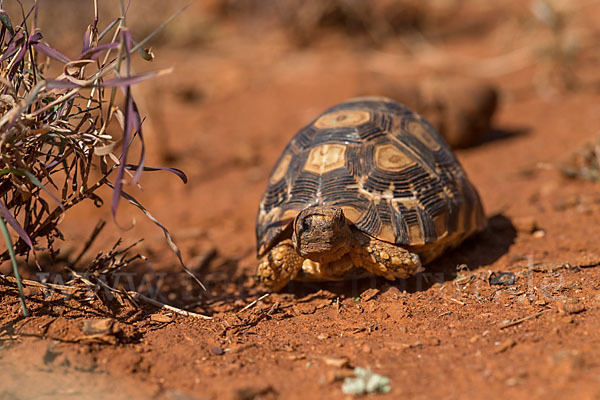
[2,0,599,290]
[2,3,600,398]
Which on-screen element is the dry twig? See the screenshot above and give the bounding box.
[499,309,551,329]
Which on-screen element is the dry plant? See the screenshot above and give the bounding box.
[213,0,425,46]
[0,1,200,317]
[530,0,580,95]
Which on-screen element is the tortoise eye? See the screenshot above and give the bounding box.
[302,219,311,231]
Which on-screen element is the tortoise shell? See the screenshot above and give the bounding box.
[256,97,485,258]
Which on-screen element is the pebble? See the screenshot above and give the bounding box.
[360,288,380,302]
[209,346,225,356]
[322,356,350,368]
[505,377,519,386]
[494,339,516,354]
[557,298,585,315]
[82,318,116,335]
[150,314,172,323]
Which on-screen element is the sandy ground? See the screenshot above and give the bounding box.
[1,1,600,399]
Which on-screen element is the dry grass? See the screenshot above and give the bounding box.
[0,1,194,316]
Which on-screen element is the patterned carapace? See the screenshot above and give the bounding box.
[257,97,485,261]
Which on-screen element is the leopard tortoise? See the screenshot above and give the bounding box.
[256,97,485,291]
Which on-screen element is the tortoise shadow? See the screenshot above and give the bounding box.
[477,126,530,147]
[281,214,516,298]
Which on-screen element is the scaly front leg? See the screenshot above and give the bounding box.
[256,239,304,291]
[349,231,423,280]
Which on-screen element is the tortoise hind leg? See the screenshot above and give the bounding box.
[257,239,304,291]
[349,231,423,280]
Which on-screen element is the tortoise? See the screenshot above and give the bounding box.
[256,97,485,291]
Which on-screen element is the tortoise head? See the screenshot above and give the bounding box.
[292,205,352,263]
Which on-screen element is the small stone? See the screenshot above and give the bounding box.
[209,346,225,356]
[490,272,516,286]
[532,229,546,238]
[82,318,116,335]
[322,356,350,368]
[360,288,380,302]
[494,339,516,354]
[150,314,172,323]
[53,306,65,315]
[80,319,120,344]
[362,344,372,354]
[505,377,519,386]
[317,333,329,340]
[558,298,585,315]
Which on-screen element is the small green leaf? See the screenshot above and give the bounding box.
[0,217,29,316]
[0,10,15,36]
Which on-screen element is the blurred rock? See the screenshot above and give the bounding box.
[489,272,516,286]
[322,356,351,368]
[557,297,585,315]
[362,75,499,148]
[560,138,600,183]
